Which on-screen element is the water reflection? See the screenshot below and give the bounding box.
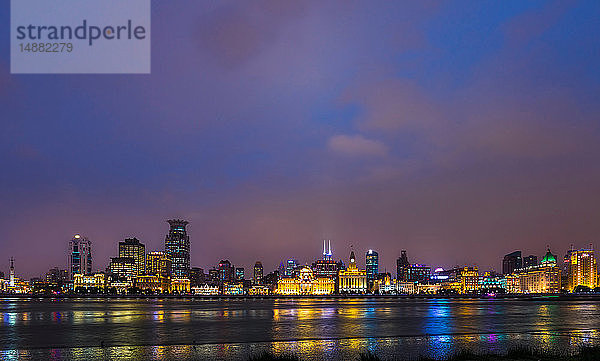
[0,299,599,360]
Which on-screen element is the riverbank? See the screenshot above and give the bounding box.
[1,293,600,301]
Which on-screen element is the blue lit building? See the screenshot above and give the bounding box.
[164,219,190,277]
[366,249,379,291]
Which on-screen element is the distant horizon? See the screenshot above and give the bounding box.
[2,2,600,280]
[2,220,594,279]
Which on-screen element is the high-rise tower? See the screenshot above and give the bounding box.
[9,257,15,287]
[253,261,263,285]
[366,249,379,290]
[119,238,146,275]
[165,219,190,277]
[68,234,92,279]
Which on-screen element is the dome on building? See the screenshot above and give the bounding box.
[541,248,557,266]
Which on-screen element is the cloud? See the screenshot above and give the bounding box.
[327,134,388,157]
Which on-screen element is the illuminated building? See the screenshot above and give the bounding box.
[276,266,335,295]
[164,219,190,277]
[108,280,131,294]
[518,249,561,293]
[192,284,219,295]
[134,275,170,293]
[396,251,430,282]
[396,250,409,280]
[285,259,298,277]
[248,285,270,295]
[479,272,506,293]
[458,267,480,293]
[9,257,14,287]
[373,273,394,294]
[223,282,244,295]
[253,261,263,285]
[170,278,191,293]
[502,251,522,275]
[416,283,440,294]
[45,268,68,287]
[505,273,520,293]
[73,273,106,291]
[523,255,538,268]
[68,234,92,279]
[235,267,245,281]
[312,241,338,279]
[189,267,205,287]
[218,260,235,284]
[441,267,479,294]
[109,257,136,279]
[568,247,598,291]
[118,238,146,275]
[366,250,379,291]
[146,251,172,277]
[312,259,339,279]
[338,251,367,294]
[208,268,219,285]
[396,282,416,294]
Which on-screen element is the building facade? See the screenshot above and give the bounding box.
[338,251,367,293]
[68,234,92,279]
[568,248,598,291]
[109,257,136,279]
[276,266,335,295]
[365,250,379,291]
[146,251,172,277]
[164,219,190,278]
[518,249,561,293]
[503,251,522,275]
[119,238,146,275]
[253,261,263,285]
[73,273,106,291]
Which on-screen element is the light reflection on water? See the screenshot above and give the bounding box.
[0,298,599,360]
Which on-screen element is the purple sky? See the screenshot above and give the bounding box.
[2,1,600,278]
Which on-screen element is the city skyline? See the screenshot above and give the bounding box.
[1,217,596,280]
[2,1,600,279]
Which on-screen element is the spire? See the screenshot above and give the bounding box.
[328,240,332,258]
[323,240,326,257]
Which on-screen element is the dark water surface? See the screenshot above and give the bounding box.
[1,297,599,360]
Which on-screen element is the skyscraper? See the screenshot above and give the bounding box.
[502,251,522,274]
[119,238,146,275]
[164,219,190,278]
[396,250,409,280]
[253,261,263,285]
[568,247,598,291]
[218,260,235,284]
[235,267,245,281]
[285,259,298,277]
[523,255,538,268]
[9,257,14,287]
[146,251,172,277]
[68,234,92,279]
[366,249,379,290]
[396,250,430,282]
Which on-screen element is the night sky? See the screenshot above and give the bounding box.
[2,1,600,278]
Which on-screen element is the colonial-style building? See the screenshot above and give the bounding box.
[73,273,106,291]
[517,249,561,294]
[338,251,367,294]
[276,266,335,295]
[133,275,170,293]
[192,284,219,295]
